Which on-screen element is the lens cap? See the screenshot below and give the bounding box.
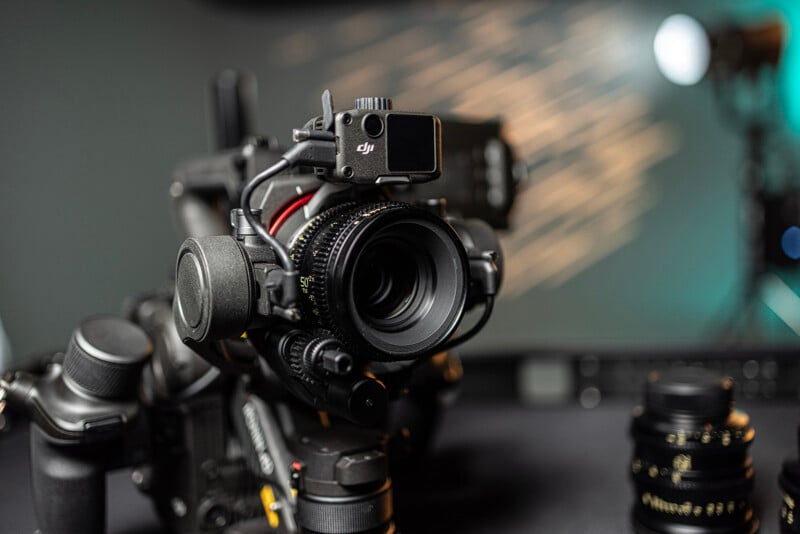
[645,368,733,420]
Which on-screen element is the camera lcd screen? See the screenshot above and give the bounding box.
[386,114,437,173]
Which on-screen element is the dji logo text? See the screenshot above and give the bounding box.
[356,142,375,155]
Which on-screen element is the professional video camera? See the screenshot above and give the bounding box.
[0,73,505,534]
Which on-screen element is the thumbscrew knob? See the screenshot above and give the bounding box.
[63,316,152,400]
[354,97,393,111]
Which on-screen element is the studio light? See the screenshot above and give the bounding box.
[654,14,784,86]
[654,14,710,86]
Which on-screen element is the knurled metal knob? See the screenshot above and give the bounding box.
[354,97,393,111]
[63,316,152,399]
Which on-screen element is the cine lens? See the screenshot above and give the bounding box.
[292,202,468,360]
[630,368,758,534]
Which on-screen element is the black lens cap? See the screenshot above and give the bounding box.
[645,368,733,420]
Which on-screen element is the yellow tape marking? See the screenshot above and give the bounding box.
[260,485,280,528]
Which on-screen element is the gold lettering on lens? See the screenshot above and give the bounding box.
[661,420,751,447]
[672,454,691,472]
[641,493,743,518]
[633,456,691,485]
[631,459,642,474]
[783,493,796,525]
[671,454,691,484]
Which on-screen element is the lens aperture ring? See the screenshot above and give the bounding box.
[631,457,755,494]
[631,436,753,473]
[631,410,754,452]
[290,202,358,348]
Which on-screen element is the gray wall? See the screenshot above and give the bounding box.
[0,0,791,361]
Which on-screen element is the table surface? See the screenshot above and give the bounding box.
[0,400,797,534]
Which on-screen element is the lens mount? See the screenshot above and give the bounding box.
[291,202,468,360]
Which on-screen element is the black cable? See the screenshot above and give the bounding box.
[172,366,221,400]
[240,139,337,273]
[436,296,495,354]
[240,157,295,272]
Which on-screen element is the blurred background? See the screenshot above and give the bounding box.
[1,0,800,376]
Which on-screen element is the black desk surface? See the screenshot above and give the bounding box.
[1,400,797,534]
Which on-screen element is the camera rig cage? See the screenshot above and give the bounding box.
[0,72,506,534]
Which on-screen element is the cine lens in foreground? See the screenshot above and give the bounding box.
[292,202,468,360]
[630,368,758,534]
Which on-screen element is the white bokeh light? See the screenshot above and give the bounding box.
[653,14,710,86]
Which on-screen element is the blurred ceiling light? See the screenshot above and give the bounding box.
[654,14,710,86]
[654,14,785,86]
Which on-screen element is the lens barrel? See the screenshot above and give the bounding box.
[778,421,800,531]
[290,202,468,361]
[630,369,758,534]
[780,460,800,532]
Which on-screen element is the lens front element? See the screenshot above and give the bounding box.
[353,237,432,331]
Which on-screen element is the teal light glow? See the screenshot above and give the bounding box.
[737,0,800,135]
[761,273,800,335]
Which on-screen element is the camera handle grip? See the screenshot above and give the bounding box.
[30,425,106,534]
